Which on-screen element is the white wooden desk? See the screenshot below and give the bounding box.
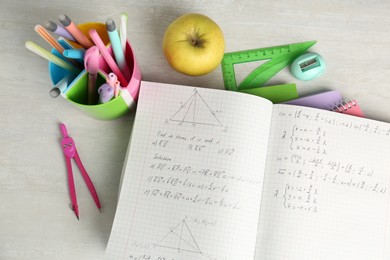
[1,1,389,259]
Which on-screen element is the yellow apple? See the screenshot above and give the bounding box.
[162,13,225,76]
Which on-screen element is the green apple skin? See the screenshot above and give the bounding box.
[162,13,225,76]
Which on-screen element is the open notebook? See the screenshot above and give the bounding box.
[106,81,390,260]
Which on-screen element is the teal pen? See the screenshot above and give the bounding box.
[106,18,130,79]
[63,49,86,60]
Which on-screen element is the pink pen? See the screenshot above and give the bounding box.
[84,46,100,105]
[59,14,93,49]
[88,29,128,87]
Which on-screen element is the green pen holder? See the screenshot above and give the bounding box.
[49,22,141,120]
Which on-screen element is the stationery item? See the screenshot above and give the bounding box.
[106,72,117,87]
[114,80,120,98]
[284,91,364,117]
[238,83,298,103]
[63,49,85,59]
[98,83,114,104]
[290,52,326,80]
[35,24,66,54]
[25,40,80,74]
[332,99,365,117]
[59,123,101,220]
[89,29,128,87]
[106,81,390,260]
[59,14,94,49]
[221,41,316,91]
[34,24,82,69]
[106,18,130,78]
[284,90,342,109]
[49,29,141,120]
[106,72,121,97]
[49,74,73,98]
[119,13,128,53]
[44,20,75,41]
[84,46,100,105]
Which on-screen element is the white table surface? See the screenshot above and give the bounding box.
[1,0,390,259]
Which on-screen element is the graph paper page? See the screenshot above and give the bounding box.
[255,104,390,260]
[106,81,274,260]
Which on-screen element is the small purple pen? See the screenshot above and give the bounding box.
[44,21,76,41]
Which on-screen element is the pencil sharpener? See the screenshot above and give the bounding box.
[290,52,326,81]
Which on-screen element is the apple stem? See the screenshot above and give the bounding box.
[187,26,205,48]
[192,39,199,46]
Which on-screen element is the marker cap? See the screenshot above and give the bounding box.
[105,19,116,32]
[44,21,57,32]
[59,14,71,26]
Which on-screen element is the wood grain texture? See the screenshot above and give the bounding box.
[0,0,389,259]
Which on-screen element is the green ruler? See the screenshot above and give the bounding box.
[221,41,316,91]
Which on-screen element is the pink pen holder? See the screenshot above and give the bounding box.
[49,22,141,120]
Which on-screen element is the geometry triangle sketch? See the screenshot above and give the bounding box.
[154,218,202,254]
[170,88,223,127]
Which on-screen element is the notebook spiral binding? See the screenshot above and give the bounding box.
[331,99,356,113]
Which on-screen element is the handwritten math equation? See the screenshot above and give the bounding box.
[278,109,390,137]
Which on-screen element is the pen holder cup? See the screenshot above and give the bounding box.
[49,22,141,120]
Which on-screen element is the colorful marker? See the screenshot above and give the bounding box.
[25,41,80,74]
[98,83,114,104]
[63,49,86,60]
[107,72,117,88]
[84,46,100,105]
[49,74,73,98]
[59,14,93,49]
[119,13,128,53]
[89,29,128,87]
[106,18,130,79]
[114,80,120,98]
[34,25,82,69]
[35,24,65,54]
[44,21,75,41]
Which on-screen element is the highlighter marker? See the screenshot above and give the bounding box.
[63,49,86,60]
[59,14,93,49]
[89,29,128,87]
[34,25,83,70]
[106,19,130,79]
[84,46,100,105]
[107,72,117,88]
[44,21,75,41]
[119,13,128,52]
[49,74,73,98]
[25,41,80,74]
[114,80,120,98]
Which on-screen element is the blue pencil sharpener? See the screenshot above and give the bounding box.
[290,52,326,81]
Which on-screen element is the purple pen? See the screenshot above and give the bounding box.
[44,21,75,41]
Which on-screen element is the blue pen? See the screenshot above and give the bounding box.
[63,49,86,60]
[106,18,130,78]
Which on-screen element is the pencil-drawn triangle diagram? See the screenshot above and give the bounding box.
[170,90,223,127]
[154,219,202,254]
